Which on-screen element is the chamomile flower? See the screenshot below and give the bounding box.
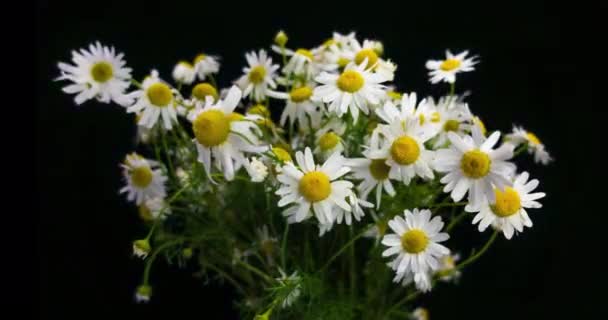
[236,50,279,102]
[190,86,267,181]
[119,153,167,205]
[347,38,396,80]
[268,85,321,129]
[138,197,170,221]
[276,269,302,308]
[193,53,220,80]
[363,211,390,240]
[172,61,195,84]
[425,96,474,148]
[468,171,545,239]
[506,126,553,165]
[135,285,152,303]
[333,190,373,225]
[425,50,478,84]
[132,239,151,259]
[56,41,132,105]
[435,253,461,282]
[412,307,430,320]
[313,62,388,121]
[126,70,178,130]
[271,46,321,77]
[375,92,439,135]
[256,225,278,265]
[244,157,269,182]
[368,117,436,185]
[314,131,344,159]
[434,127,516,209]
[276,148,353,225]
[382,208,450,275]
[391,267,433,293]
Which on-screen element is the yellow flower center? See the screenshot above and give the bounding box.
[475,117,487,136]
[289,86,313,103]
[443,119,460,132]
[419,114,426,125]
[337,70,364,93]
[369,159,390,180]
[387,90,402,100]
[193,109,231,147]
[319,132,340,151]
[248,66,267,84]
[460,150,491,178]
[227,112,245,122]
[131,166,153,188]
[366,120,378,134]
[178,61,193,69]
[337,57,350,68]
[492,187,521,217]
[194,54,206,64]
[272,147,292,162]
[323,38,336,48]
[295,48,314,60]
[90,61,114,83]
[355,49,379,69]
[430,111,441,123]
[146,82,173,107]
[526,132,541,145]
[261,240,275,256]
[416,308,430,320]
[390,136,420,165]
[401,229,429,254]
[248,104,271,118]
[440,58,461,71]
[299,171,331,202]
[192,83,218,101]
[138,204,153,222]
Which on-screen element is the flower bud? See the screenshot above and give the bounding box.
[274,30,288,47]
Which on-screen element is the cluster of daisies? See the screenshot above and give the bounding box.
[57,32,551,313]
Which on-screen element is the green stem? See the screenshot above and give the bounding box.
[319,225,371,272]
[385,290,420,316]
[281,223,289,270]
[349,225,356,302]
[456,230,499,271]
[142,239,183,285]
[130,78,143,88]
[204,263,247,295]
[208,74,218,89]
[513,143,529,157]
[160,129,175,179]
[238,260,275,284]
[430,201,467,209]
[446,211,468,232]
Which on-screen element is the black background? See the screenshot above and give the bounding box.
[37,1,600,319]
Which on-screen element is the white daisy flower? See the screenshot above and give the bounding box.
[313,62,388,121]
[435,253,461,282]
[193,53,220,80]
[434,127,515,209]
[126,70,178,130]
[425,96,474,148]
[268,85,321,129]
[119,153,167,205]
[363,211,390,240]
[347,38,395,78]
[391,267,433,293]
[412,307,430,320]
[276,269,302,308]
[271,46,321,77]
[314,131,344,160]
[382,208,450,276]
[189,86,267,181]
[134,285,152,303]
[138,197,171,221]
[172,61,195,84]
[56,41,132,106]
[425,50,478,84]
[347,131,397,208]
[468,171,545,239]
[376,92,440,135]
[132,239,151,259]
[256,225,278,265]
[368,117,436,185]
[505,126,553,165]
[276,148,353,225]
[244,157,269,182]
[333,190,373,226]
[236,49,279,102]
[232,247,254,266]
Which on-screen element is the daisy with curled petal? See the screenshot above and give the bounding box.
[345,38,396,80]
[505,126,553,165]
[119,153,167,205]
[382,208,451,275]
[190,86,267,181]
[193,53,220,81]
[425,96,474,148]
[172,61,196,84]
[368,117,436,185]
[425,50,478,84]
[126,70,178,130]
[376,92,440,136]
[276,148,353,225]
[392,268,433,293]
[434,127,516,209]
[333,190,373,226]
[236,49,279,102]
[313,62,388,121]
[467,171,545,239]
[267,84,322,129]
[56,41,132,106]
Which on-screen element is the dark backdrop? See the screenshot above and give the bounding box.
[37,1,597,319]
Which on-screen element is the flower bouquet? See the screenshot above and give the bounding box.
[55,30,552,319]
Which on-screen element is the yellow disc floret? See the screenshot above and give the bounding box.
[248,66,266,84]
[337,57,350,68]
[138,204,153,222]
[401,229,429,254]
[526,132,541,145]
[319,132,340,151]
[430,111,441,123]
[492,187,521,217]
[146,82,173,107]
[460,150,491,178]
[248,104,271,118]
[194,54,206,64]
[272,147,292,162]
[337,70,364,93]
[443,119,460,132]
[193,109,231,147]
[390,136,420,165]
[90,61,114,83]
[295,48,314,60]
[299,171,331,202]
[289,86,313,103]
[355,49,379,68]
[192,83,218,101]
[369,159,390,180]
[440,58,461,71]
[131,166,153,188]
